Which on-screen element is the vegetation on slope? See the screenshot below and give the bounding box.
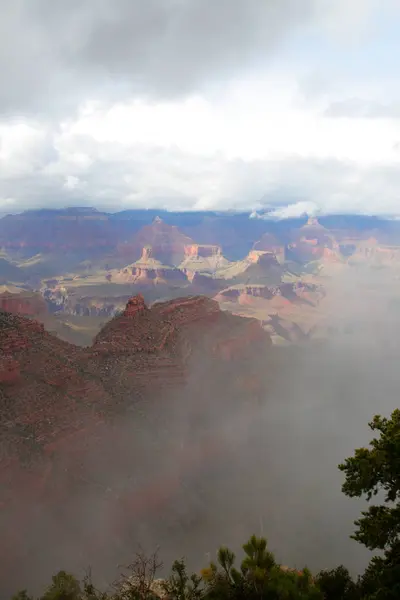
[11,409,400,599]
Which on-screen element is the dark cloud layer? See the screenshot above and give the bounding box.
[0,0,315,118]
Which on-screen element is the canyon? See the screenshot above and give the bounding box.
[3,209,400,594]
[3,211,400,347]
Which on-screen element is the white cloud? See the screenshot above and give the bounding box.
[64,175,81,190]
[268,201,320,219]
[1,0,400,216]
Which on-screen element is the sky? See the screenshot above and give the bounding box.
[1,0,400,217]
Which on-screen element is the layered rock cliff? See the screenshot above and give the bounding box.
[287,217,342,263]
[179,244,232,279]
[0,287,48,316]
[114,246,188,285]
[0,208,116,254]
[350,237,400,265]
[214,282,324,344]
[218,250,283,283]
[215,281,323,307]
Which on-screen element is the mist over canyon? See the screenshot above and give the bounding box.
[1,210,400,596]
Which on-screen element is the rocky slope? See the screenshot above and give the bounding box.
[218,250,283,283]
[0,208,117,256]
[0,257,28,284]
[117,216,194,265]
[179,244,232,278]
[349,237,400,266]
[253,233,285,263]
[286,217,342,264]
[0,295,271,594]
[215,282,325,343]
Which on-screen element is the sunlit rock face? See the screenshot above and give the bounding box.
[115,246,188,285]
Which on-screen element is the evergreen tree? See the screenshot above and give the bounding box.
[339,409,400,599]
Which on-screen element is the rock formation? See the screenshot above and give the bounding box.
[115,246,188,285]
[117,217,194,265]
[215,281,323,307]
[287,217,341,263]
[350,237,400,265]
[0,208,116,255]
[179,244,231,279]
[214,281,324,344]
[0,286,48,316]
[218,250,283,284]
[0,295,271,594]
[253,233,285,263]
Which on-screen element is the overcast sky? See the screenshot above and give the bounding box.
[1,0,400,216]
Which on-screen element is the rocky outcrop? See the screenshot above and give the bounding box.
[350,237,400,264]
[287,217,341,263]
[218,250,282,283]
[115,246,188,285]
[0,287,48,316]
[253,234,285,263]
[41,283,128,318]
[246,250,280,266]
[117,217,194,265]
[0,295,271,594]
[215,282,323,306]
[180,244,231,278]
[214,282,324,345]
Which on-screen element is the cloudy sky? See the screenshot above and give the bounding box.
[1,0,400,216]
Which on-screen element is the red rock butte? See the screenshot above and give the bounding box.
[0,295,271,591]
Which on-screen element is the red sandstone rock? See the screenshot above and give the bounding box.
[287,218,342,263]
[114,246,188,285]
[123,293,147,317]
[0,289,48,316]
[0,295,272,592]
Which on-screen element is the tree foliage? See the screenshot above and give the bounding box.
[339,409,400,599]
[315,565,360,600]
[10,536,322,600]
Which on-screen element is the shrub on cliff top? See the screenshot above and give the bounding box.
[10,536,322,600]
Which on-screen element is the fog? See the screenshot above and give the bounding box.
[3,265,400,596]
